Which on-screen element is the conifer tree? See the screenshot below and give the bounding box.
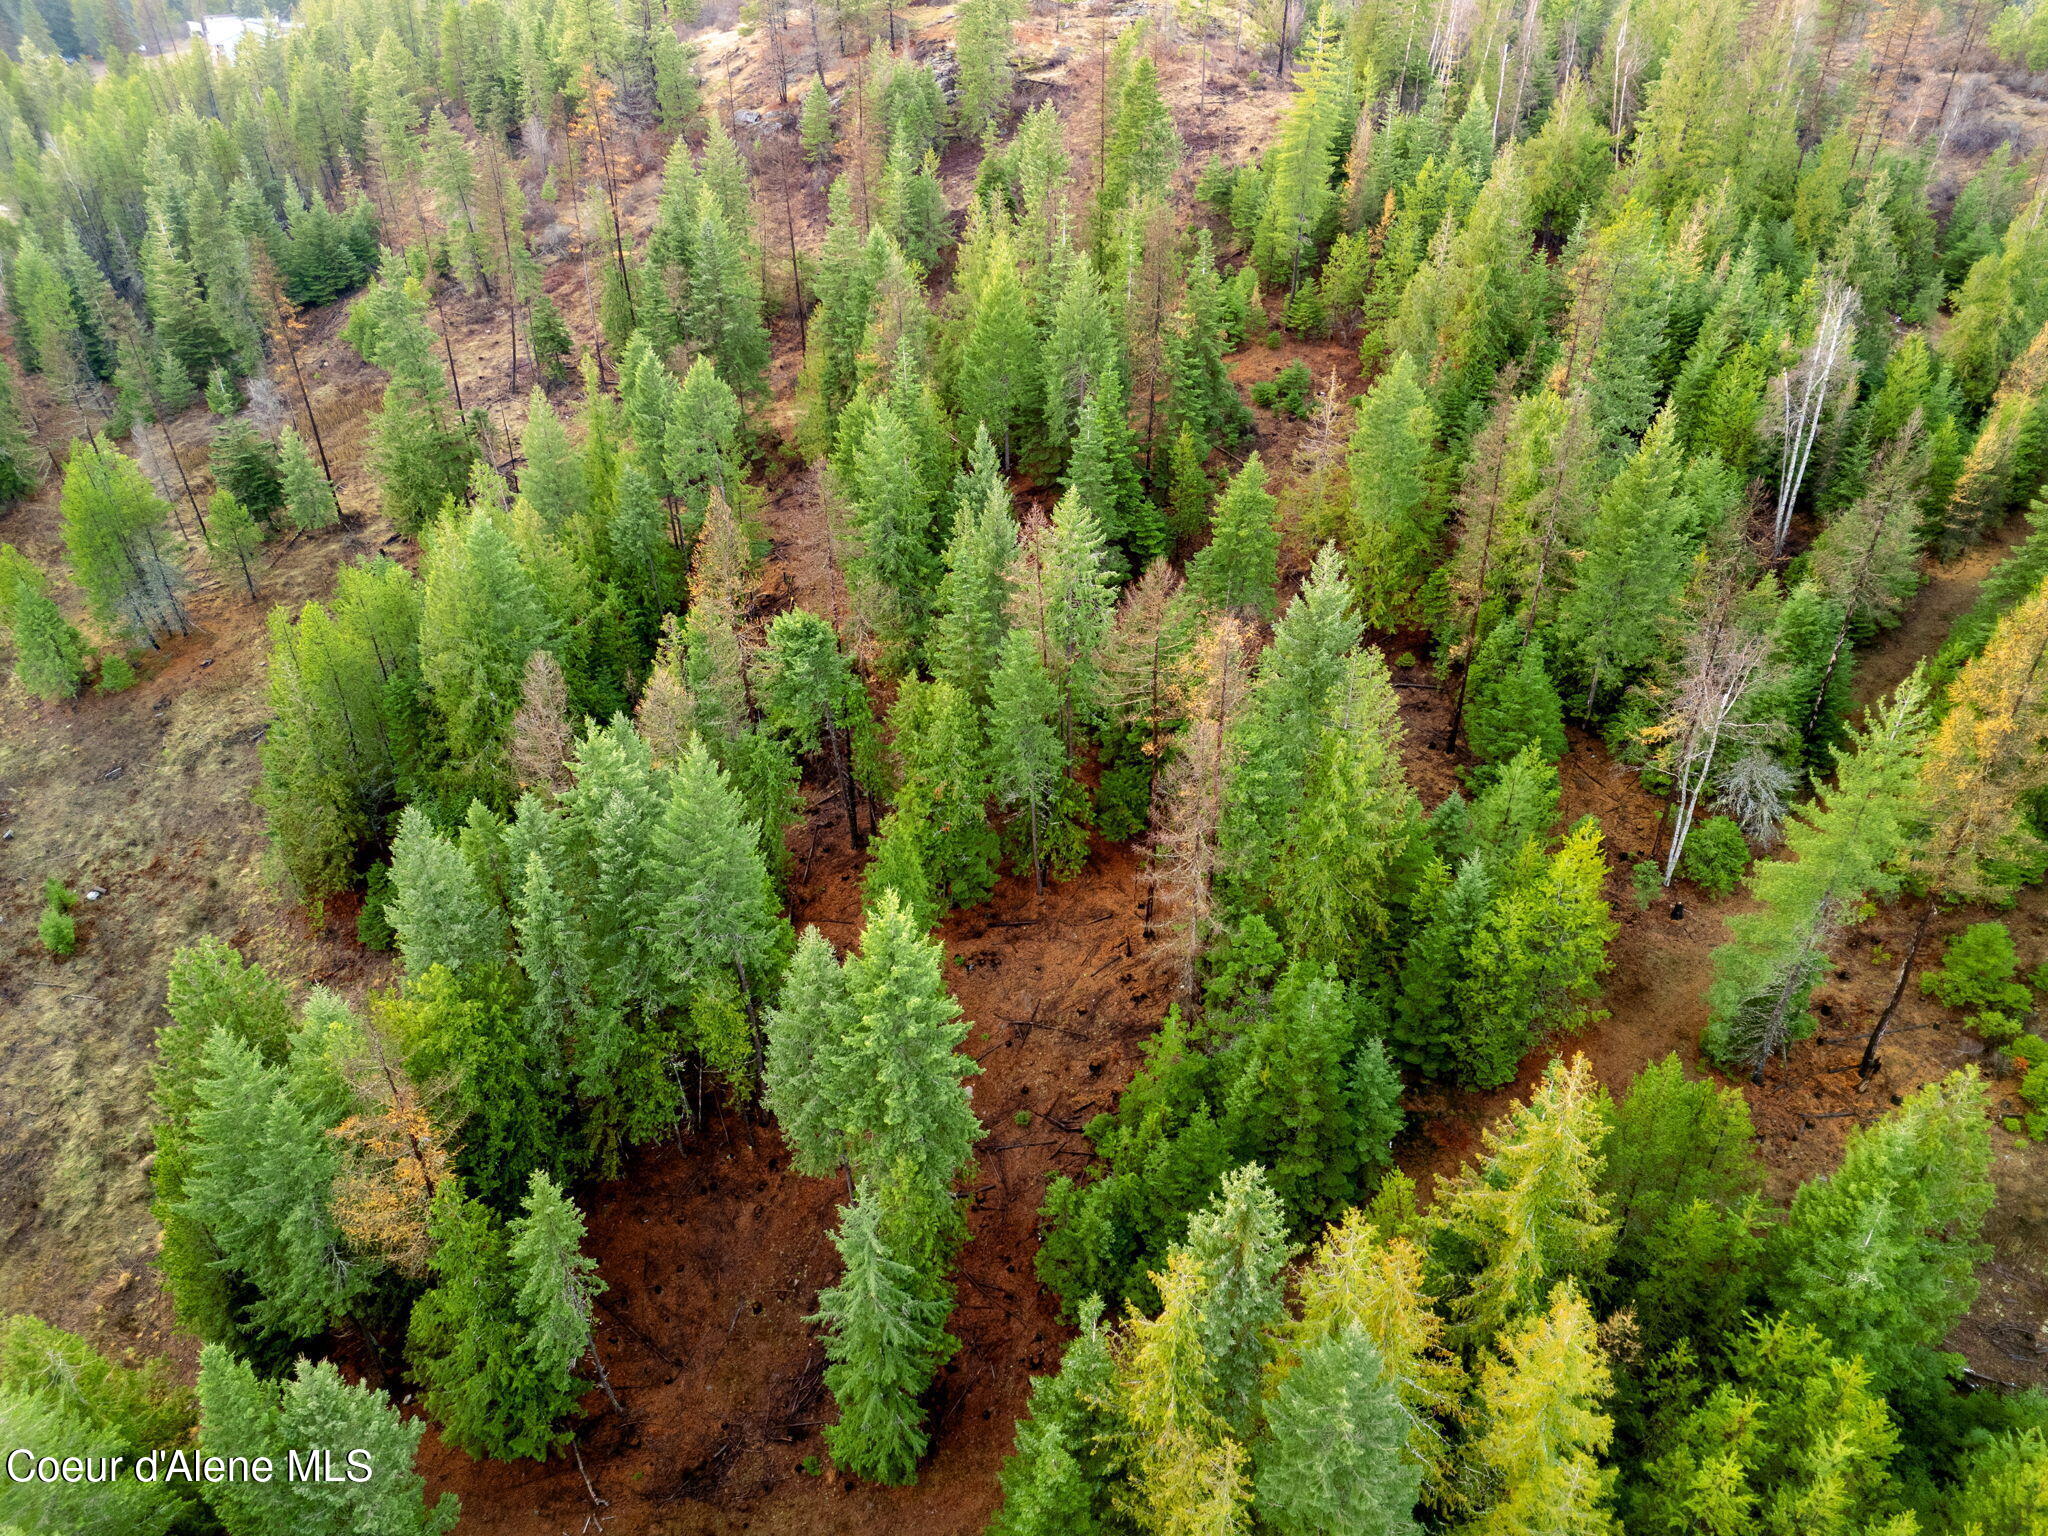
[809,1192,957,1485]
[1456,820,1616,1086]
[279,425,341,531]
[1597,1054,1759,1290]
[1253,1323,1421,1536]
[387,805,509,978]
[204,490,263,600]
[1187,453,1280,620]
[1861,586,2048,1075]
[529,294,575,383]
[986,627,1072,889]
[1769,1069,1993,1399]
[1463,621,1567,767]
[197,1348,458,1536]
[505,1171,605,1441]
[764,926,853,1177]
[987,1297,1127,1536]
[419,507,554,801]
[760,608,865,846]
[59,441,188,644]
[930,470,1018,707]
[801,78,835,162]
[1631,1317,1908,1536]
[649,738,792,1040]
[1429,1055,1614,1343]
[1347,355,1441,628]
[1268,651,1425,971]
[1461,1283,1616,1536]
[518,387,587,527]
[1706,676,1928,1074]
[1557,409,1694,714]
[6,582,89,701]
[178,1028,365,1339]
[1097,58,1181,240]
[848,398,943,651]
[1010,488,1118,748]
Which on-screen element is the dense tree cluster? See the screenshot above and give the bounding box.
[4,0,2048,1524]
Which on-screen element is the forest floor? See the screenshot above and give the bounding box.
[1,5,2046,1533]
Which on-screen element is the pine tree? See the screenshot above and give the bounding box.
[1187,453,1281,620]
[197,1348,459,1536]
[690,194,771,397]
[1097,58,1181,238]
[1597,1054,1759,1289]
[1347,355,1441,629]
[1770,1069,1993,1399]
[1010,488,1118,748]
[810,1191,958,1485]
[204,490,263,600]
[1274,1206,1463,1503]
[278,425,341,531]
[953,0,1018,136]
[1429,1054,1614,1342]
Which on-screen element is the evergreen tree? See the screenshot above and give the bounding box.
[197,1348,459,1536]
[1187,453,1281,620]
[801,78,835,162]
[1557,410,1694,715]
[178,1028,365,1339]
[809,1192,957,1485]
[930,469,1018,707]
[1705,676,1928,1073]
[1456,820,1616,1087]
[387,805,509,977]
[1347,355,1441,628]
[503,1171,603,1449]
[952,0,1019,137]
[1253,1323,1421,1536]
[518,386,587,527]
[529,293,575,383]
[1770,1070,1993,1399]
[58,441,188,644]
[279,425,341,531]
[6,581,89,701]
[1463,621,1567,767]
[419,507,554,801]
[986,627,1072,889]
[987,1297,1127,1536]
[764,926,853,1176]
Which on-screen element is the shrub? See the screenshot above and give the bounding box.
[97,652,136,691]
[1680,816,1752,896]
[1253,360,1314,416]
[1921,922,2032,1016]
[39,880,78,955]
[2007,1034,2048,1140]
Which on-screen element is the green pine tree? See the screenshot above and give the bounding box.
[1188,453,1281,620]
